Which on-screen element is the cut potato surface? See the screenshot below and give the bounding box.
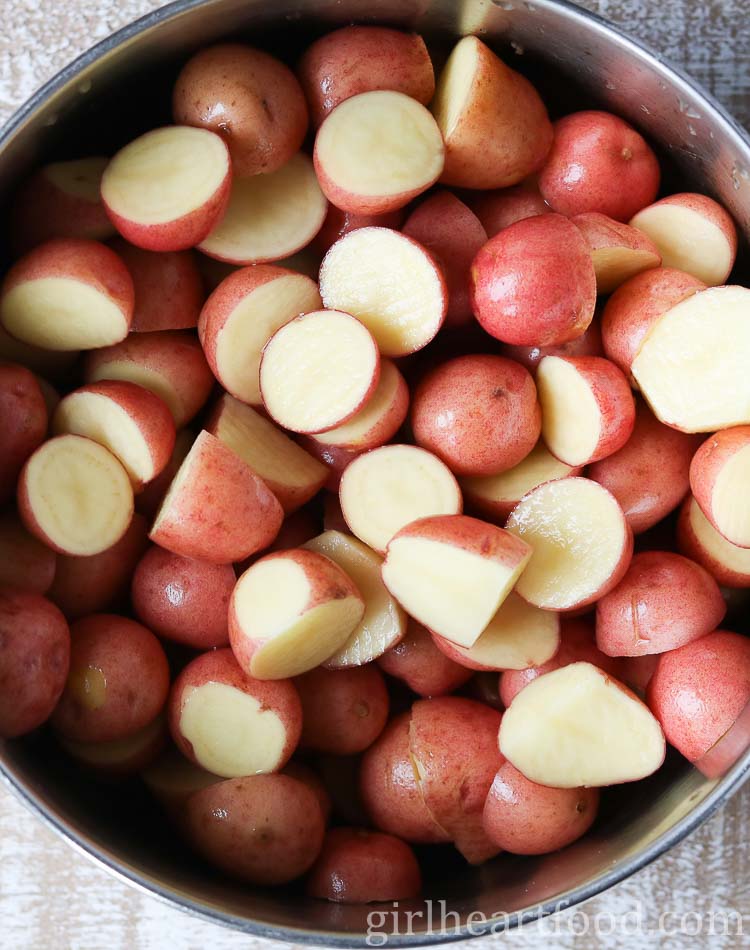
[699,441,750,548]
[198,153,327,264]
[591,245,660,296]
[499,662,665,787]
[537,357,601,466]
[19,434,133,556]
[260,310,379,434]
[339,444,462,552]
[632,286,750,432]
[679,496,750,586]
[304,530,406,667]
[319,227,447,357]
[506,477,632,610]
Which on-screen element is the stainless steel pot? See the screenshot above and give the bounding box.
[2,0,750,943]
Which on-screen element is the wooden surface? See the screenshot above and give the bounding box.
[1,2,750,948]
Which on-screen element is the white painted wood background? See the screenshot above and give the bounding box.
[1,2,749,948]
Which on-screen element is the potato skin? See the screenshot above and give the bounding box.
[0,510,57,594]
[183,774,326,885]
[0,589,70,738]
[173,44,308,176]
[0,362,48,505]
[377,620,472,697]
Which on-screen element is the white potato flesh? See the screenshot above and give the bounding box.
[45,156,109,200]
[591,247,659,295]
[687,496,750,574]
[86,361,181,423]
[711,443,750,547]
[537,356,601,466]
[431,36,479,139]
[314,360,402,447]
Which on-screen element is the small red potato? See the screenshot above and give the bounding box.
[34,375,61,419]
[470,180,548,237]
[411,354,541,476]
[295,665,389,755]
[359,712,451,844]
[539,110,660,221]
[48,512,149,619]
[150,431,284,564]
[101,126,231,251]
[403,191,488,328]
[410,697,503,863]
[595,551,726,657]
[51,614,169,744]
[282,761,332,826]
[142,746,222,812]
[620,654,659,696]
[18,435,134,557]
[11,157,115,253]
[0,362,47,505]
[601,266,706,383]
[1,238,133,351]
[431,36,552,189]
[588,400,700,534]
[311,205,405,256]
[136,429,194,520]
[0,510,57,593]
[183,773,326,885]
[377,619,473,697]
[298,438,362,492]
[315,754,369,827]
[677,495,750,588]
[572,212,661,294]
[132,545,234,649]
[630,192,737,287]
[84,330,214,428]
[470,213,597,347]
[173,44,308,176]
[111,239,203,332]
[53,380,176,490]
[483,762,599,855]
[690,427,750,548]
[647,630,750,762]
[261,508,321,557]
[306,827,421,903]
[60,714,166,777]
[0,589,70,738]
[502,319,604,375]
[169,648,302,777]
[314,91,444,215]
[230,548,365,679]
[0,323,79,383]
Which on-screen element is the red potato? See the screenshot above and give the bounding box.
[198,264,322,406]
[461,441,581,523]
[469,180,548,237]
[402,191,488,328]
[431,36,552,189]
[169,649,301,777]
[315,754,369,827]
[501,320,604,375]
[132,545,234,649]
[377,619,473,697]
[260,310,380,435]
[323,494,348,534]
[595,551,726,657]
[18,435,134,557]
[678,495,750,588]
[198,153,328,265]
[0,589,70,738]
[229,548,365,679]
[647,630,750,762]
[571,212,661,295]
[601,266,706,383]
[298,438,362,492]
[282,762,332,826]
[306,828,421,903]
[505,477,633,611]
[588,401,700,534]
[298,26,434,129]
[0,323,79,383]
[538,110,660,221]
[136,429,194,520]
[311,205,405,256]
[0,511,57,593]
[630,193,737,287]
[499,617,624,707]
[620,654,659,696]
[500,662,665,787]
[295,665,389,755]
[48,513,148,620]
[206,394,326,513]
[60,714,166,777]
[84,330,214,428]
[470,213,597,347]
[150,431,284,564]
[410,697,503,863]
[319,227,447,357]
[359,712,451,844]
[51,614,169,743]
[111,239,203,332]
[34,375,61,420]
[537,355,636,467]
[483,762,599,855]
[257,508,320,558]
[411,354,541,476]
[339,444,463,554]
[101,126,231,251]
[173,44,308,176]
[142,746,222,811]
[183,774,326,885]
[690,427,750,548]
[382,514,532,649]
[0,362,47,505]
[11,157,115,253]
[52,380,176,490]
[314,91,444,215]
[0,238,133,351]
